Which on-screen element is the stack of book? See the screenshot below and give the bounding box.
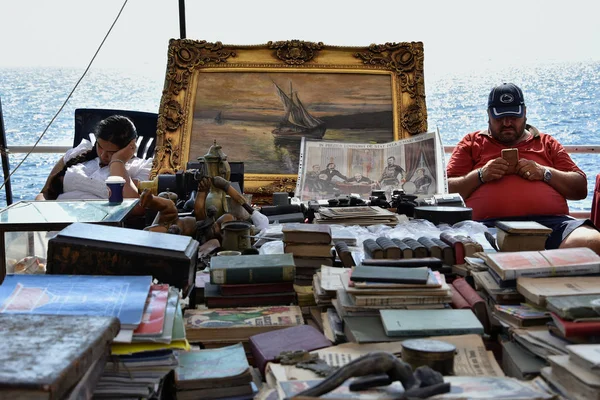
[546,294,600,342]
[283,224,334,308]
[0,274,185,399]
[494,220,552,252]
[174,343,257,400]
[98,284,189,399]
[207,253,297,308]
[183,305,304,365]
[314,206,401,226]
[543,344,600,399]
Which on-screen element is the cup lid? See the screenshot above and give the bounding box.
[106,176,126,184]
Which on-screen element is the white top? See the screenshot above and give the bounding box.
[57,139,153,200]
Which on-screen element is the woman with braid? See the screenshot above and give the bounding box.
[36,115,152,201]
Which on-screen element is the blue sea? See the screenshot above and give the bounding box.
[1,61,599,210]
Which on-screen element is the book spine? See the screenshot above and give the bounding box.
[451,286,471,309]
[452,278,484,307]
[386,327,483,337]
[351,295,450,307]
[505,264,600,281]
[363,239,384,259]
[211,266,295,284]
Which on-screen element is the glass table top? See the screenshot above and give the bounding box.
[0,199,139,227]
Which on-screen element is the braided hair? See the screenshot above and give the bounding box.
[45,115,137,199]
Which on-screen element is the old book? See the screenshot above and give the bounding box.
[550,313,600,338]
[219,281,295,296]
[500,339,546,380]
[548,355,600,396]
[184,305,304,342]
[472,270,524,304]
[391,238,413,258]
[418,237,441,259]
[375,237,401,259]
[249,325,332,375]
[350,265,429,284]
[517,276,600,307]
[546,294,600,320]
[452,278,489,332]
[46,222,198,294]
[174,343,252,390]
[363,238,384,259]
[282,223,332,244]
[0,274,151,330]
[439,232,465,264]
[0,314,119,400]
[495,220,553,234]
[496,229,549,252]
[566,344,600,371]
[456,235,483,258]
[351,270,443,289]
[293,256,333,268]
[210,253,295,285]
[334,242,355,268]
[380,309,484,337]
[343,315,402,343]
[430,237,454,265]
[204,282,296,308]
[350,292,452,307]
[360,257,443,270]
[481,247,600,281]
[284,242,333,258]
[451,286,471,309]
[401,238,428,258]
[493,304,550,328]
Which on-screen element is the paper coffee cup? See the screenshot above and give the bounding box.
[106,176,126,205]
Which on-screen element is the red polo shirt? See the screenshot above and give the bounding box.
[446,127,585,220]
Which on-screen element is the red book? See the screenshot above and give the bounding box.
[249,325,332,375]
[133,284,169,336]
[450,286,470,309]
[551,312,600,338]
[452,278,489,332]
[439,232,464,264]
[220,282,295,296]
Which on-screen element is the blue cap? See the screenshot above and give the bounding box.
[488,83,525,119]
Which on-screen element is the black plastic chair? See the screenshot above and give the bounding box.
[74,108,158,159]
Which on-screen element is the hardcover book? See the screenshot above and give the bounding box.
[282,223,332,244]
[550,313,600,338]
[495,220,553,234]
[546,294,600,320]
[418,236,441,259]
[363,238,384,259]
[452,278,489,331]
[380,309,484,337]
[0,274,151,329]
[360,257,443,270]
[204,282,296,308]
[496,229,549,252]
[375,237,401,259]
[284,242,333,258]
[493,304,550,328]
[350,265,429,284]
[174,343,252,390]
[334,242,355,268]
[430,237,455,266]
[0,314,120,400]
[548,355,600,394]
[439,232,465,264]
[133,284,169,336]
[401,238,428,258]
[249,324,332,374]
[517,276,600,307]
[391,238,414,259]
[210,253,295,285]
[482,247,600,281]
[219,281,295,296]
[184,305,304,342]
[566,344,600,371]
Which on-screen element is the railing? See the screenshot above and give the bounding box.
[2,144,599,219]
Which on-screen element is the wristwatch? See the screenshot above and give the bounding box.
[543,167,552,183]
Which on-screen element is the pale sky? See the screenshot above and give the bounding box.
[1,0,599,78]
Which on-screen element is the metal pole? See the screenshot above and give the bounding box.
[178,0,187,39]
[0,96,13,206]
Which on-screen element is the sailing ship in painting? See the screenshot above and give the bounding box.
[272,81,326,139]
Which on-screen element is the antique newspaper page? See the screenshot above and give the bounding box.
[295,131,446,202]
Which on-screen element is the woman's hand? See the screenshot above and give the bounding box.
[111,139,137,163]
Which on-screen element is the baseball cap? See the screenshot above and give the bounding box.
[488,83,525,118]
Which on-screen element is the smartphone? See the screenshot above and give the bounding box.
[502,148,519,174]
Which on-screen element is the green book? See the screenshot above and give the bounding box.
[351,266,429,284]
[380,309,484,337]
[546,294,600,320]
[210,253,295,284]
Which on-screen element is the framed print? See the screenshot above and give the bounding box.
[152,39,427,203]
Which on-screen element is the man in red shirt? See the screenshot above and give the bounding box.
[447,83,600,253]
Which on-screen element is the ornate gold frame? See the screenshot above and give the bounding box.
[152,39,427,203]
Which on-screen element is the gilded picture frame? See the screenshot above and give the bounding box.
[152,39,427,203]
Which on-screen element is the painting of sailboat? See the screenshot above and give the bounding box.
[272,81,326,139]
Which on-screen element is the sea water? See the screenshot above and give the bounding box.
[0,61,599,210]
